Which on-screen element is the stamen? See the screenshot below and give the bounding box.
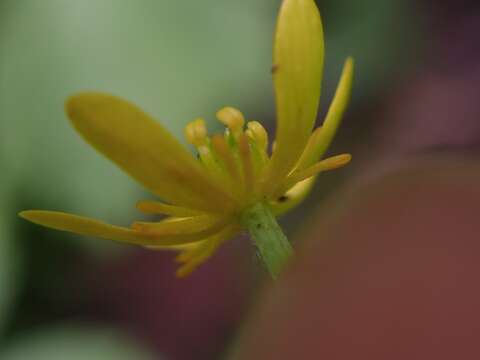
[277,154,352,196]
[143,242,197,251]
[238,133,255,199]
[210,134,241,183]
[184,118,234,196]
[175,239,219,277]
[131,215,225,236]
[175,242,205,263]
[136,200,202,217]
[184,118,208,147]
[246,121,268,151]
[216,107,245,138]
[175,225,239,277]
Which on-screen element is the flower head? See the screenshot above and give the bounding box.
[19,0,354,277]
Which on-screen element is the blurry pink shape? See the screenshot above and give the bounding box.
[235,158,480,359]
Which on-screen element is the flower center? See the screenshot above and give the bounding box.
[184,107,270,208]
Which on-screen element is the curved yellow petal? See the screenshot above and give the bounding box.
[296,58,354,170]
[66,92,235,212]
[19,210,214,246]
[263,0,324,190]
[270,153,351,214]
[278,153,351,195]
[269,177,315,217]
[19,210,157,246]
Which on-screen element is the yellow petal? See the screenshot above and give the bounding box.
[296,58,354,170]
[19,210,157,246]
[279,153,351,194]
[270,153,351,215]
[263,0,324,190]
[66,92,235,212]
[19,210,213,246]
[269,178,316,216]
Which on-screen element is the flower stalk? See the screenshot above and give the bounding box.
[242,202,292,279]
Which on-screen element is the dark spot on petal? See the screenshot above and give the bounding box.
[278,195,288,203]
[271,64,279,74]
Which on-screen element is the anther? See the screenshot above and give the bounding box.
[184,118,208,147]
[246,121,268,151]
[216,107,245,137]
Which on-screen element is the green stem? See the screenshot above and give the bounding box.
[241,202,293,279]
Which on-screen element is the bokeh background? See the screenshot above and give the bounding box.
[1,0,479,359]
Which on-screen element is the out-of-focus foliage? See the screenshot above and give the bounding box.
[322,0,414,97]
[0,188,20,334]
[0,326,157,359]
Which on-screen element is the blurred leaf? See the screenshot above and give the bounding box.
[0,187,21,334]
[322,0,416,101]
[0,325,158,360]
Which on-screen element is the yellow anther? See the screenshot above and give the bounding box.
[246,121,268,151]
[216,107,245,135]
[184,118,208,147]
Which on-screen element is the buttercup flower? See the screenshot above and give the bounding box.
[20,0,353,277]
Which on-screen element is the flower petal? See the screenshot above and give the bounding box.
[269,178,316,216]
[19,210,213,246]
[263,0,324,189]
[278,154,351,195]
[66,92,235,212]
[296,58,354,170]
[19,210,157,246]
[270,153,351,213]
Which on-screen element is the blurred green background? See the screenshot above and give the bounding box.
[2,0,478,358]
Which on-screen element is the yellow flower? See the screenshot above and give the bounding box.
[19,0,354,277]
